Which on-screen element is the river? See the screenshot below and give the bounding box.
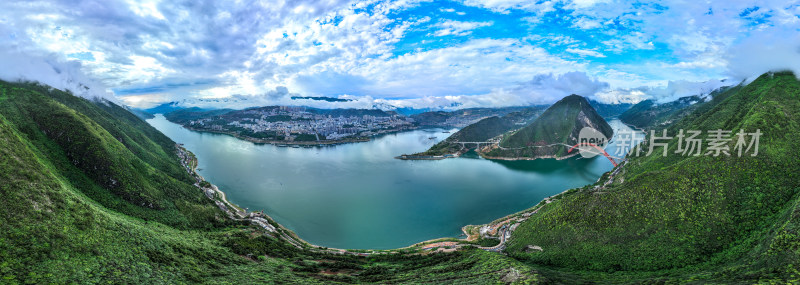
[148,115,640,249]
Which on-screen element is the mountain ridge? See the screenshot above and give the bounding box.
[482,94,613,159]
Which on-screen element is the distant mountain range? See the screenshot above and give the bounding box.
[618,86,736,129]
[290,96,353,102]
[588,99,633,118]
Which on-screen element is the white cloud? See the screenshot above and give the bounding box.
[573,17,601,30]
[566,48,606,58]
[593,78,729,104]
[2,0,800,111]
[373,71,610,109]
[432,20,493,36]
[458,0,555,13]
[0,49,116,102]
[725,32,800,82]
[0,20,116,102]
[291,38,585,100]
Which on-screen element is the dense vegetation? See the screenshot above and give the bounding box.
[505,72,800,283]
[486,94,612,159]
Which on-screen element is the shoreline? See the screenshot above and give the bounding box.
[174,132,624,254]
[181,125,371,145]
[178,122,418,146]
[412,154,628,252]
[177,144,411,256]
[477,150,579,161]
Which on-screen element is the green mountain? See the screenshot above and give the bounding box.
[484,94,613,159]
[417,106,545,156]
[504,71,800,282]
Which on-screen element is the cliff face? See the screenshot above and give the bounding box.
[483,94,612,159]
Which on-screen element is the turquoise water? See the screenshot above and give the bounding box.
[148,115,639,250]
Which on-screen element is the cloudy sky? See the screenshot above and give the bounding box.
[1,0,799,109]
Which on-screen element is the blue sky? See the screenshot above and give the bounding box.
[1,0,799,109]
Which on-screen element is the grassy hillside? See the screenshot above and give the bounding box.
[485,94,612,159]
[505,72,800,282]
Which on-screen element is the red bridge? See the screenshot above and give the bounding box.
[567,142,618,167]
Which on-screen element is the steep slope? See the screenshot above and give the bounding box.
[505,72,800,282]
[484,94,613,159]
[0,81,251,282]
[0,81,227,228]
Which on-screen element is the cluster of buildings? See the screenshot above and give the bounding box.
[187,107,416,141]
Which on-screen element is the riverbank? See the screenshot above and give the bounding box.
[476,143,581,161]
[395,151,462,160]
[181,125,372,145]
[179,122,421,146]
[170,121,626,253]
[412,155,629,253]
[176,144,419,256]
[177,145,323,250]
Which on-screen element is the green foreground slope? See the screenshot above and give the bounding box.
[506,72,800,282]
